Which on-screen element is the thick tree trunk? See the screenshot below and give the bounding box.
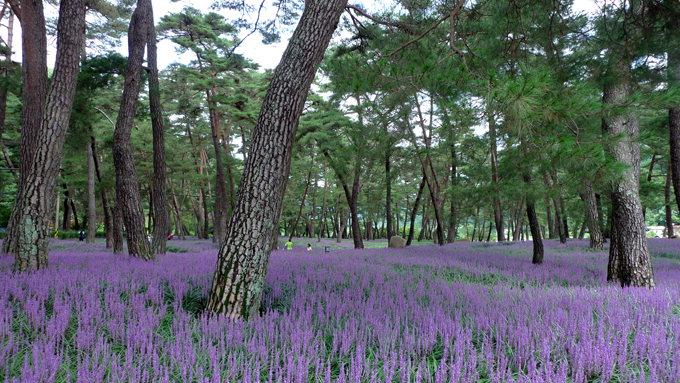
[580,179,604,249]
[17,0,47,186]
[86,141,96,243]
[6,0,85,270]
[206,0,347,318]
[603,57,654,287]
[112,0,153,260]
[147,3,170,254]
[2,1,49,254]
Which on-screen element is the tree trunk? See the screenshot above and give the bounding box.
[1,0,49,254]
[112,0,153,260]
[208,93,229,243]
[580,178,604,249]
[666,163,674,237]
[92,138,113,248]
[147,3,170,254]
[407,177,426,246]
[488,107,505,241]
[603,55,654,287]
[318,167,328,242]
[447,141,458,243]
[385,146,393,239]
[641,152,658,219]
[86,141,96,243]
[669,47,680,218]
[206,0,347,318]
[61,186,71,231]
[17,0,47,187]
[544,195,555,239]
[113,203,124,253]
[0,7,16,178]
[6,0,86,271]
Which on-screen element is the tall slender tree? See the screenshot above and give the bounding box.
[113,0,153,260]
[147,1,170,254]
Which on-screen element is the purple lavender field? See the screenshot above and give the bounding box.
[1,239,679,383]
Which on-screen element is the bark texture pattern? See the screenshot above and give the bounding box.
[206,0,348,319]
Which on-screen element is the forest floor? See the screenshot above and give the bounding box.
[1,238,679,382]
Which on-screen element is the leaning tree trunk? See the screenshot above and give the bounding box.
[407,177,427,246]
[6,0,85,271]
[580,178,604,250]
[206,0,348,319]
[112,0,153,260]
[603,57,654,287]
[147,3,170,254]
[86,140,96,243]
[2,0,48,255]
[92,138,113,248]
[525,174,544,264]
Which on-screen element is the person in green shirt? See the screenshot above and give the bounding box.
[284,240,294,250]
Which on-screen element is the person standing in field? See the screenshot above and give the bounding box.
[284,240,294,250]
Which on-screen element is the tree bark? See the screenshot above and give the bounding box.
[91,138,113,248]
[86,141,96,243]
[447,140,458,243]
[385,144,393,239]
[113,203,124,253]
[603,55,654,287]
[544,195,555,239]
[666,163,674,237]
[669,46,680,217]
[0,7,15,178]
[407,177,426,246]
[488,107,505,241]
[112,0,153,260]
[6,0,86,271]
[525,173,544,264]
[580,178,604,249]
[2,1,49,254]
[206,0,347,318]
[147,2,170,254]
